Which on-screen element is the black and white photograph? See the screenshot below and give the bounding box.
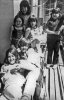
[0,0,64,100]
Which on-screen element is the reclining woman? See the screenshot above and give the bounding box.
[18,38,46,100]
[0,40,43,100]
[0,46,26,100]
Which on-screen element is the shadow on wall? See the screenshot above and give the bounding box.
[0,0,14,63]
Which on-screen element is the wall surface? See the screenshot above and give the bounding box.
[14,0,22,17]
[0,0,14,63]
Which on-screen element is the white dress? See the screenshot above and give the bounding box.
[25,26,47,44]
[1,64,25,100]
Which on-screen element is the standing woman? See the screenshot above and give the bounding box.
[46,8,62,67]
[59,15,64,64]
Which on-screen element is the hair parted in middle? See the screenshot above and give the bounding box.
[20,0,31,15]
[13,16,24,27]
[28,15,38,27]
[4,46,19,64]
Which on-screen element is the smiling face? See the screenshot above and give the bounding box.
[15,17,23,28]
[8,52,16,65]
[52,13,59,20]
[22,6,28,15]
[20,46,28,53]
[30,21,37,28]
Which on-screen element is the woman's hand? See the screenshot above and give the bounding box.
[10,68,19,74]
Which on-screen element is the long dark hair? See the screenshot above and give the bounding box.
[20,0,31,15]
[4,46,19,64]
[13,16,24,27]
[28,15,38,28]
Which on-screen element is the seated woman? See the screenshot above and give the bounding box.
[25,15,47,44]
[11,16,24,48]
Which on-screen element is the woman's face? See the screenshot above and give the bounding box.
[30,21,37,28]
[8,52,16,64]
[52,13,59,20]
[22,6,28,14]
[20,46,28,52]
[15,18,22,27]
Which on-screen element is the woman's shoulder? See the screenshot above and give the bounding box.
[25,28,31,36]
[26,27,31,31]
[1,63,8,68]
[1,64,9,72]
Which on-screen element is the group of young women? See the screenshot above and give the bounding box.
[0,0,47,100]
[1,0,64,99]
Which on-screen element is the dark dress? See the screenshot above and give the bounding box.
[11,27,24,48]
[14,11,31,36]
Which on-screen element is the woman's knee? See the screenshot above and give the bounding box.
[27,69,40,80]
